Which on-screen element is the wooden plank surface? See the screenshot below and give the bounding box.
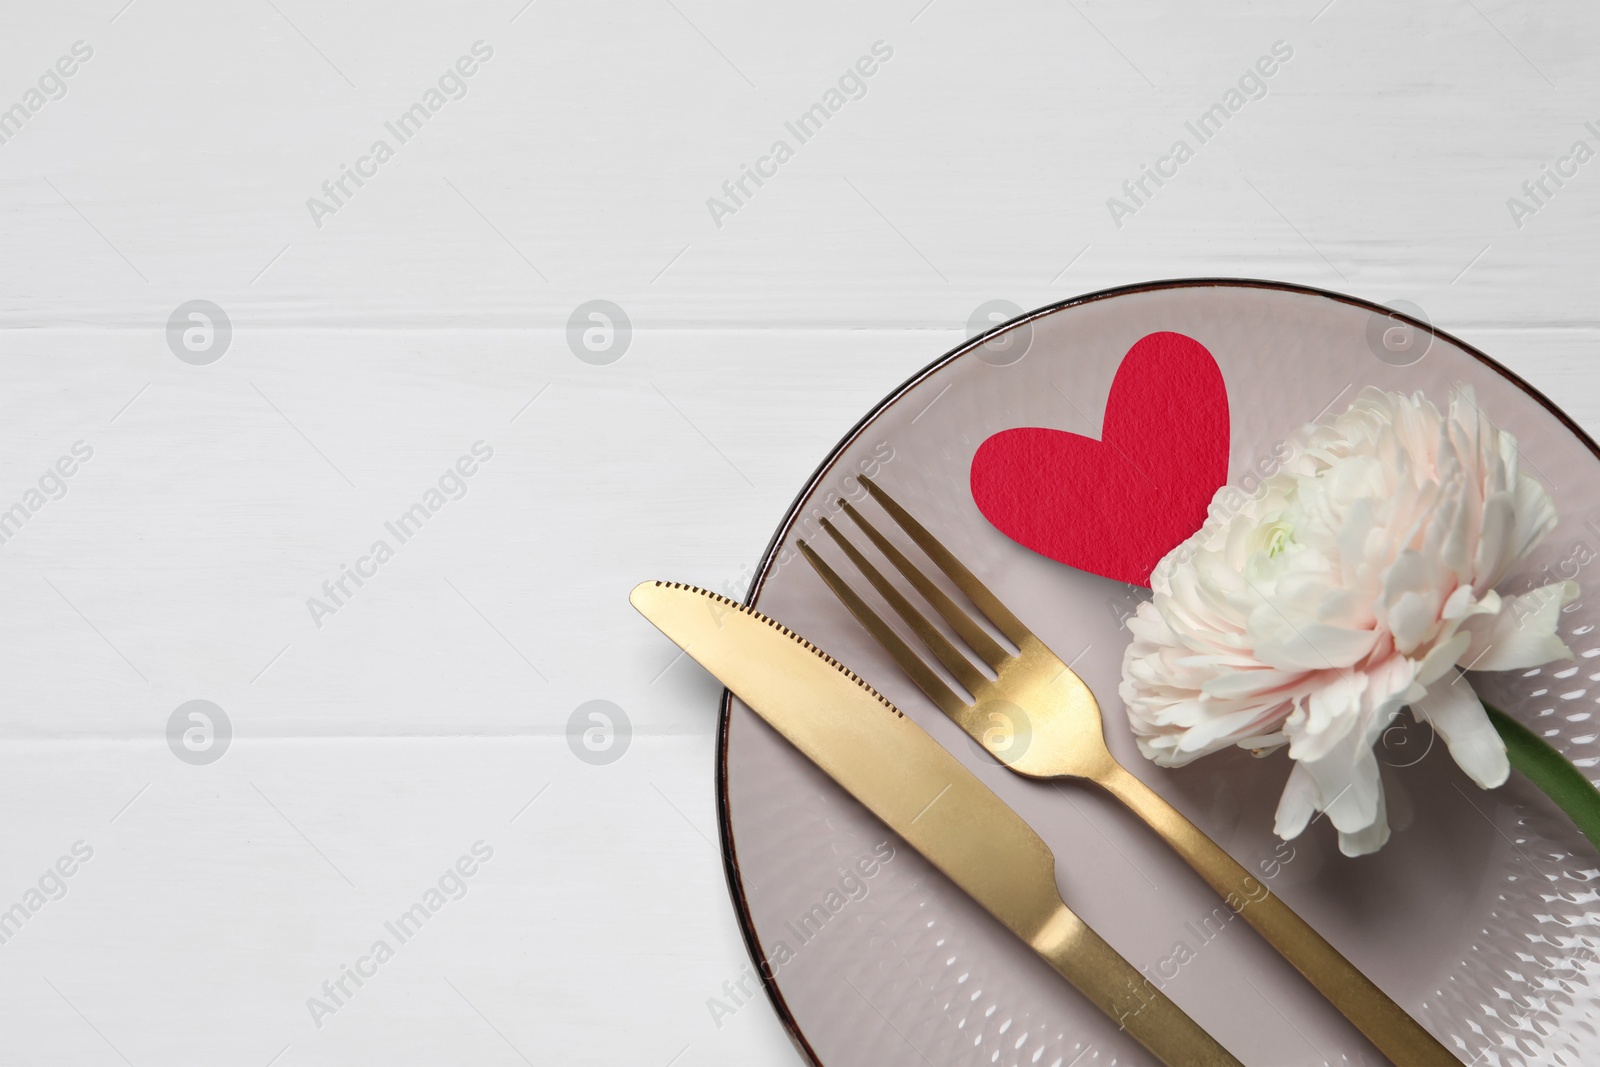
[0,1,1596,1064]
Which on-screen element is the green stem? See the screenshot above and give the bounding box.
[1486,700,1600,852]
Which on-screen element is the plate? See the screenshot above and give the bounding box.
[718,280,1600,1066]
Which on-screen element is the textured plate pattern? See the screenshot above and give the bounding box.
[1438,610,1600,1067]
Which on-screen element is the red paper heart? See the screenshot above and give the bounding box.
[969,331,1230,587]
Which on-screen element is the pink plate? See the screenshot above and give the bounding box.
[719,280,1600,1066]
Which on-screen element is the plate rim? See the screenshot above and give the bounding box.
[711,276,1600,1066]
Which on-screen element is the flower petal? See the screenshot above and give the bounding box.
[1457,581,1577,671]
[1274,761,1319,841]
[1284,673,1366,762]
[1336,789,1392,857]
[1414,630,1470,686]
[1410,677,1509,788]
[1274,721,1386,844]
[1248,613,1378,671]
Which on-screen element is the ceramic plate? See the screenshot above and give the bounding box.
[718,280,1600,1066]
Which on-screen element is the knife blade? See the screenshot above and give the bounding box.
[631,580,1242,1067]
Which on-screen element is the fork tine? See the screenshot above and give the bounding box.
[818,518,989,696]
[859,475,1030,647]
[839,500,1009,673]
[798,539,969,718]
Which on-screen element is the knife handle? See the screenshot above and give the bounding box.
[1097,760,1460,1066]
[1034,905,1242,1067]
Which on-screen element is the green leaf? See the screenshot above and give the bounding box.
[1487,701,1600,853]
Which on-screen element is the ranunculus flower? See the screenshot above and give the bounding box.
[1120,386,1578,855]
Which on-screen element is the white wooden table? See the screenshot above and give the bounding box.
[0,2,1595,1063]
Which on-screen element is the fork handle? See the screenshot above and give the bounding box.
[1097,761,1459,1066]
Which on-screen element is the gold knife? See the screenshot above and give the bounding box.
[632,580,1242,1067]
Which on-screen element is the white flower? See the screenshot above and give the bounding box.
[1119,386,1577,856]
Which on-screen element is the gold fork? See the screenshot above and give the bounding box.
[798,475,1457,1067]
